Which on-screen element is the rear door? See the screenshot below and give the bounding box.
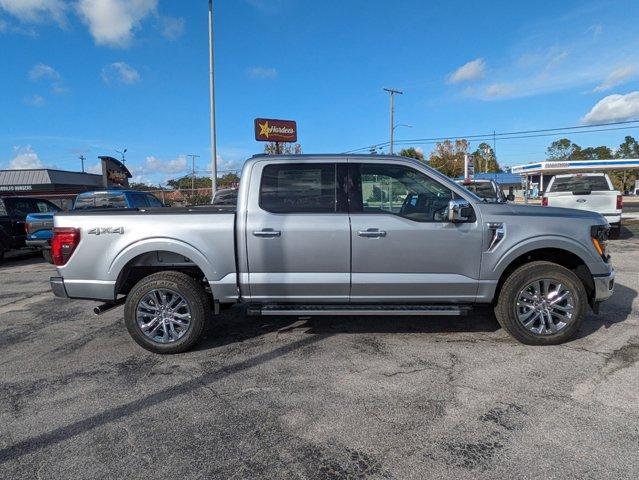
[348,162,483,303]
[245,160,350,302]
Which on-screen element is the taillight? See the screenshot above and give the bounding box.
[542,197,548,206]
[51,227,80,266]
[616,195,623,210]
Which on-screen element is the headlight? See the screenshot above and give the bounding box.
[590,225,610,262]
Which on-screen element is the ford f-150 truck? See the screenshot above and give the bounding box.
[542,173,622,231]
[50,154,615,353]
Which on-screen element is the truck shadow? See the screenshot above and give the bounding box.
[576,282,636,340]
[0,251,44,268]
[197,306,501,351]
[198,282,636,350]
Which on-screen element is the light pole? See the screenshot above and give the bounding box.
[115,148,127,164]
[383,88,403,154]
[482,145,491,173]
[188,154,200,196]
[208,0,218,203]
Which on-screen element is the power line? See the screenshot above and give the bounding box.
[342,119,639,154]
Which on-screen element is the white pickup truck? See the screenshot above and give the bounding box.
[542,173,622,231]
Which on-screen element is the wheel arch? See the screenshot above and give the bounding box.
[110,239,215,297]
[493,247,595,305]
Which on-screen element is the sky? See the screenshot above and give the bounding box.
[1,0,639,184]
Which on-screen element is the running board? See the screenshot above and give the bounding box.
[248,304,470,316]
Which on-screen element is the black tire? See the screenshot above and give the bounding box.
[124,271,209,354]
[494,261,587,345]
[0,245,4,263]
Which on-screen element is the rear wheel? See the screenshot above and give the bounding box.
[495,261,587,345]
[124,271,209,354]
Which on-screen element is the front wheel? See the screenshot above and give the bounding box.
[124,271,209,354]
[494,261,587,345]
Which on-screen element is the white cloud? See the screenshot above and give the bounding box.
[484,83,515,98]
[583,91,639,124]
[447,58,486,84]
[247,66,278,79]
[0,0,67,24]
[101,62,140,85]
[144,155,187,175]
[76,0,157,47]
[86,162,102,174]
[593,66,636,92]
[161,16,184,40]
[29,63,60,81]
[24,94,45,107]
[9,145,44,169]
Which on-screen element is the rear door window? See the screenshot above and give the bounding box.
[146,194,163,207]
[0,200,7,216]
[259,163,344,213]
[5,199,38,216]
[35,200,60,212]
[130,193,149,208]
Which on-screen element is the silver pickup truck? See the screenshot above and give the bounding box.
[50,154,615,353]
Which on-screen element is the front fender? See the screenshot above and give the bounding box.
[488,234,605,280]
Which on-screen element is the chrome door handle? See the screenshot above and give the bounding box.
[358,228,387,238]
[253,229,281,238]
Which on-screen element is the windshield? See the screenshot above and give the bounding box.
[549,176,610,193]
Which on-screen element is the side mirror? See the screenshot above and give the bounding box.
[448,198,472,223]
[506,194,515,202]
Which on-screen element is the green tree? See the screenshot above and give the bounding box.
[580,146,612,160]
[546,138,582,161]
[398,147,425,162]
[427,139,468,178]
[471,142,501,173]
[612,136,639,192]
[264,142,302,155]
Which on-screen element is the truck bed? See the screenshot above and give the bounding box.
[53,207,237,301]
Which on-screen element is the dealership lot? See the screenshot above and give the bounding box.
[1,225,638,479]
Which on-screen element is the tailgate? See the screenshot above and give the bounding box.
[546,191,617,213]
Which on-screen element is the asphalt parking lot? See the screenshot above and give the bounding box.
[1,224,638,479]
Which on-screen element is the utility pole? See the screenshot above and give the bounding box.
[208,0,218,203]
[383,88,403,155]
[188,154,200,196]
[79,155,85,173]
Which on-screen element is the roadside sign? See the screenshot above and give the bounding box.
[254,118,297,143]
[464,153,474,179]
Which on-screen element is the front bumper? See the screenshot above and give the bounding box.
[593,269,615,302]
[50,277,69,298]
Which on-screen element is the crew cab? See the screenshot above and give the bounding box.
[0,196,59,261]
[26,190,164,259]
[542,173,622,230]
[50,155,615,353]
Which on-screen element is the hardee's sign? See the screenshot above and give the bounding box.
[254,118,297,143]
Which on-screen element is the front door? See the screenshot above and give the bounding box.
[348,162,483,303]
[245,161,350,303]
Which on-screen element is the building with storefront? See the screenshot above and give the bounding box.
[0,169,103,209]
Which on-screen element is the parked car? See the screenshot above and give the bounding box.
[26,190,164,260]
[50,154,614,353]
[0,196,60,261]
[211,188,238,206]
[542,173,622,231]
[455,179,513,203]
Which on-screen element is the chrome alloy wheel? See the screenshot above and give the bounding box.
[136,289,192,343]
[516,279,575,335]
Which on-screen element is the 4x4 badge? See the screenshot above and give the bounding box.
[87,227,124,235]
